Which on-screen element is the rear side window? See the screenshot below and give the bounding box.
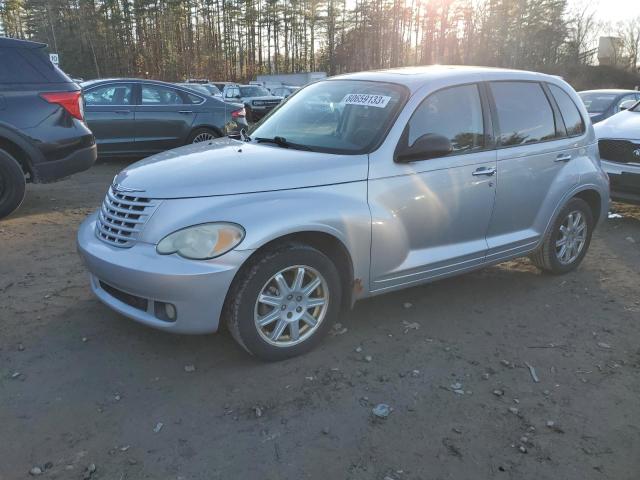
[185,92,204,104]
[548,84,585,137]
[85,84,133,106]
[407,84,485,153]
[0,48,48,83]
[141,85,184,105]
[490,82,556,146]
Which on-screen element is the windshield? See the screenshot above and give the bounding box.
[579,92,617,113]
[250,80,407,154]
[240,86,270,97]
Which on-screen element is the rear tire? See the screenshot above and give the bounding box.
[224,243,342,361]
[187,128,220,144]
[530,197,593,274]
[0,149,26,220]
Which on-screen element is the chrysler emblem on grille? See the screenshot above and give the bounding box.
[634,148,640,158]
[112,182,144,193]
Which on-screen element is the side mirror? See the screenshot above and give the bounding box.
[395,133,452,163]
[619,99,637,111]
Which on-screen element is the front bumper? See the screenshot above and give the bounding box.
[77,213,253,334]
[601,159,640,205]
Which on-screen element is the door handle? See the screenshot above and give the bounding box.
[114,110,130,114]
[472,166,496,176]
[555,153,572,162]
[178,110,193,114]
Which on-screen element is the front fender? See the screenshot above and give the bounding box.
[139,182,372,296]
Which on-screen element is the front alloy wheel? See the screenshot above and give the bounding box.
[254,265,330,347]
[225,243,342,361]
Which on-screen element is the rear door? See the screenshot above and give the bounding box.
[83,82,135,155]
[485,81,583,261]
[133,83,197,153]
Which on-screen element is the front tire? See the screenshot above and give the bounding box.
[530,197,594,274]
[224,243,342,361]
[0,149,26,220]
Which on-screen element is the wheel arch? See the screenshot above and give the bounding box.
[572,189,602,224]
[229,230,356,311]
[0,127,36,180]
[189,124,224,139]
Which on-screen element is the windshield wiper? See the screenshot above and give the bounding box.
[255,136,314,151]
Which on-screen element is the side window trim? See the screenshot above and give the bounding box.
[486,80,563,149]
[540,82,567,139]
[545,83,586,139]
[394,81,491,162]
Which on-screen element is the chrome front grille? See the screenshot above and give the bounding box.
[96,186,157,247]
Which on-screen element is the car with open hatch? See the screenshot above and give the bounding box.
[77,66,609,360]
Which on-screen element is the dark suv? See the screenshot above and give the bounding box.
[0,37,96,219]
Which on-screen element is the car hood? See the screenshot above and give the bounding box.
[112,138,368,199]
[593,110,640,140]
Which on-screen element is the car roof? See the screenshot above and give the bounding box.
[330,65,569,93]
[81,78,186,88]
[0,37,47,49]
[578,89,638,95]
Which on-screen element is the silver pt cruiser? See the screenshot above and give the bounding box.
[78,66,609,360]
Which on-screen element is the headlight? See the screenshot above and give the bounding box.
[157,223,244,260]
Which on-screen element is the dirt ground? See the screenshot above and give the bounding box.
[1,159,640,480]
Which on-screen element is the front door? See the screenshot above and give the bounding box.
[134,83,197,153]
[83,82,135,155]
[368,83,497,293]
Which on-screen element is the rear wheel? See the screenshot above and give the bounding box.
[187,128,220,144]
[225,243,342,361]
[0,149,26,220]
[530,197,593,274]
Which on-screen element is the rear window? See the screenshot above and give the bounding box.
[490,81,556,146]
[548,84,585,137]
[0,48,48,83]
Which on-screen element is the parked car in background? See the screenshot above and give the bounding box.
[271,85,300,98]
[211,81,238,93]
[578,89,640,124]
[0,37,96,220]
[178,82,222,97]
[82,79,247,157]
[594,99,640,204]
[78,66,608,360]
[222,84,283,122]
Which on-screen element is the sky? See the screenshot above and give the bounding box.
[569,0,640,26]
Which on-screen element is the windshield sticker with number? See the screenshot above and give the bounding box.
[342,93,391,108]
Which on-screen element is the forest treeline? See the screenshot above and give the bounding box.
[0,0,639,82]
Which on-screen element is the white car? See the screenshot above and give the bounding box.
[594,99,640,205]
